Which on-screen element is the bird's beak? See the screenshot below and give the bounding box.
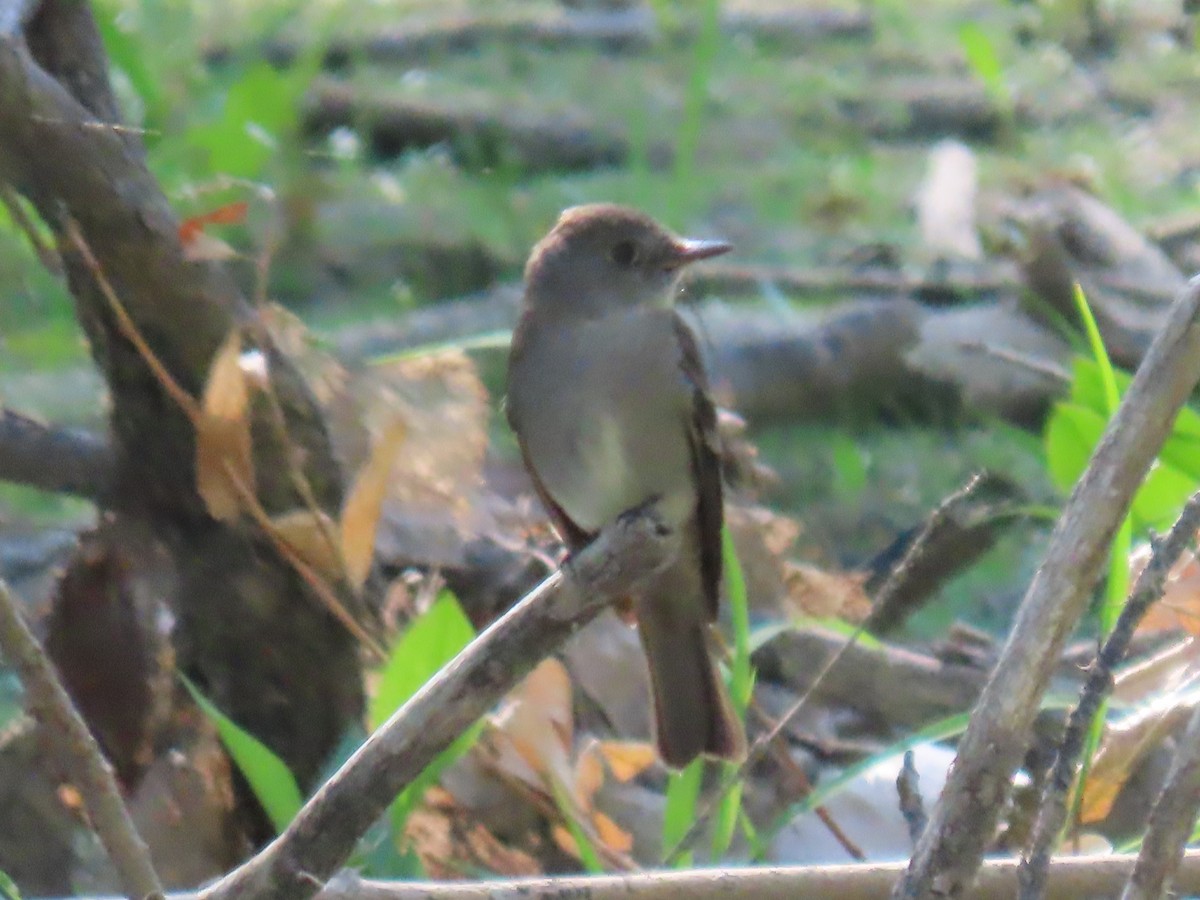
[664,238,732,270]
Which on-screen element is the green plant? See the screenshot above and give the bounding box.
[184,589,482,865]
[181,676,303,833]
[367,589,482,874]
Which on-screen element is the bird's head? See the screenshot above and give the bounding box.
[524,204,730,317]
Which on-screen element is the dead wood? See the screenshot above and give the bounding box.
[0,409,112,500]
[755,626,989,732]
[302,82,667,172]
[213,6,872,71]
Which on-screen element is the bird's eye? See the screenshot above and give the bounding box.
[609,240,638,267]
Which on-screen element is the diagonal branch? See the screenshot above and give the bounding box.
[0,578,163,900]
[199,510,679,900]
[894,277,1200,898]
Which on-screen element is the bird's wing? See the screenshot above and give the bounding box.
[507,308,595,550]
[673,311,724,621]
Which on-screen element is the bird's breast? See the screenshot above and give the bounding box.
[510,310,694,531]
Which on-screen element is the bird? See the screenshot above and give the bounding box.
[505,203,745,768]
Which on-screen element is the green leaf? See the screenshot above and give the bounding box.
[710,528,753,859]
[369,591,475,730]
[190,62,307,179]
[1043,402,1104,494]
[181,676,302,833]
[958,23,1011,113]
[366,591,480,859]
[0,867,20,900]
[662,758,703,868]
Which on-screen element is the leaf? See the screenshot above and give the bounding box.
[662,758,703,868]
[271,509,342,582]
[181,231,238,263]
[592,810,633,854]
[195,329,255,521]
[487,658,574,792]
[363,592,479,841]
[1081,690,1200,823]
[595,741,657,783]
[341,418,407,592]
[1044,402,1104,495]
[0,867,20,900]
[191,62,305,179]
[178,201,249,244]
[181,676,302,833]
[369,591,475,731]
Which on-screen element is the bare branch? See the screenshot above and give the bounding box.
[1122,703,1200,899]
[894,276,1200,897]
[0,409,111,498]
[0,579,163,900]
[1021,489,1200,898]
[198,510,679,900]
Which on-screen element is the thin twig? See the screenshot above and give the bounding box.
[0,579,164,900]
[895,277,1200,898]
[746,697,865,861]
[865,473,988,635]
[223,460,386,661]
[66,219,202,424]
[1020,490,1200,899]
[1122,702,1200,900]
[0,183,62,275]
[198,510,678,900]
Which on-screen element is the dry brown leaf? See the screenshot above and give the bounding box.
[195,329,255,521]
[1080,689,1200,823]
[1133,547,1200,636]
[340,419,407,591]
[573,743,604,808]
[271,509,342,583]
[487,658,574,792]
[1112,638,1200,706]
[594,741,656,783]
[783,562,873,622]
[181,231,237,263]
[550,824,578,859]
[592,810,633,854]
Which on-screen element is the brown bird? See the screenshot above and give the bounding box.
[505,203,745,768]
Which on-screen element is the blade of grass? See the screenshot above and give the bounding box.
[551,779,606,874]
[662,758,703,868]
[1067,282,1129,837]
[711,527,753,858]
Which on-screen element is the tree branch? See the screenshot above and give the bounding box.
[1122,703,1200,899]
[0,578,163,900]
[0,409,112,499]
[1020,489,1200,898]
[198,510,679,900]
[894,276,1200,897]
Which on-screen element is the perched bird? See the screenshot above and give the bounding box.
[506,203,745,768]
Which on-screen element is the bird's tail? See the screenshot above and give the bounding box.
[638,600,745,769]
